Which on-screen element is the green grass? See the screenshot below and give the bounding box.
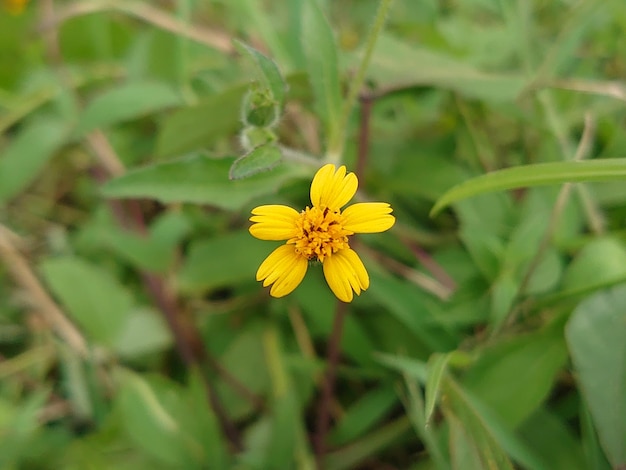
[0,0,625,468]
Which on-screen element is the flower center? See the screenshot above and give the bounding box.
[289,206,352,262]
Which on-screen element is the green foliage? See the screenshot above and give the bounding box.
[1,0,626,468]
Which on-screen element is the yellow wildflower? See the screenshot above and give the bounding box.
[249,164,395,302]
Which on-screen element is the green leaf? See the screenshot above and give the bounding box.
[301,0,342,141]
[177,231,270,292]
[229,144,283,180]
[325,417,411,470]
[518,409,587,470]
[431,159,626,216]
[99,211,192,273]
[565,285,626,468]
[562,237,626,294]
[0,120,68,204]
[424,352,452,425]
[101,154,309,210]
[115,370,197,467]
[39,257,133,346]
[361,34,526,103]
[156,86,246,157]
[462,330,568,428]
[234,40,286,105]
[113,309,172,359]
[76,81,181,134]
[443,377,546,470]
[330,386,398,446]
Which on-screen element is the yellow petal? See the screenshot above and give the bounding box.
[256,245,308,297]
[310,164,358,211]
[322,249,369,302]
[341,203,395,233]
[249,205,300,240]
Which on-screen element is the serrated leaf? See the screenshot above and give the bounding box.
[102,154,308,210]
[77,81,182,134]
[229,144,282,179]
[0,120,68,204]
[566,285,626,468]
[234,40,286,105]
[431,159,626,215]
[301,0,342,141]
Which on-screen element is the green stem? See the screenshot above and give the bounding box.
[325,0,393,164]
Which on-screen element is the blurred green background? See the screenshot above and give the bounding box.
[1,0,625,469]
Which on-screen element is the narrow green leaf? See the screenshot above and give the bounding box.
[229,144,283,179]
[76,81,181,134]
[301,0,342,142]
[424,352,452,425]
[234,40,286,105]
[325,417,411,470]
[431,159,626,216]
[443,377,546,470]
[565,285,626,468]
[102,154,308,210]
[0,120,68,204]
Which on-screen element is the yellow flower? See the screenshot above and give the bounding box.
[249,164,395,302]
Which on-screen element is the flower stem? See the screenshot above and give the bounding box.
[325,0,393,164]
[314,301,348,467]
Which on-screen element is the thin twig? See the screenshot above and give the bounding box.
[314,301,348,469]
[0,225,88,357]
[37,0,233,53]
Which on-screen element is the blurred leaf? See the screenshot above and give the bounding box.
[40,257,132,346]
[565,285,626,468]
[301,0,342,141]
[0,120,68,204]
[330,386,398,446]
[462,329,568,428]
[102,155,308,210]
[76,81,181,134]
[431,159,626,215]
[325,417,411,470]
[234,40,286,105]
[178,231,269,292]
[0,390,49,468]
[229,144,283,180]
[100,211,192,273]
[374,353,428,383]
[114,308,172,359]
[562,237,626,293]
[368,271,459,351]
[424,352,452,425]
[115,370,199,467]
[362,35,526,102]
[215,327,271,419]
[518,409,587,470]
[156,86,246,157]
[443,377,546,470]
